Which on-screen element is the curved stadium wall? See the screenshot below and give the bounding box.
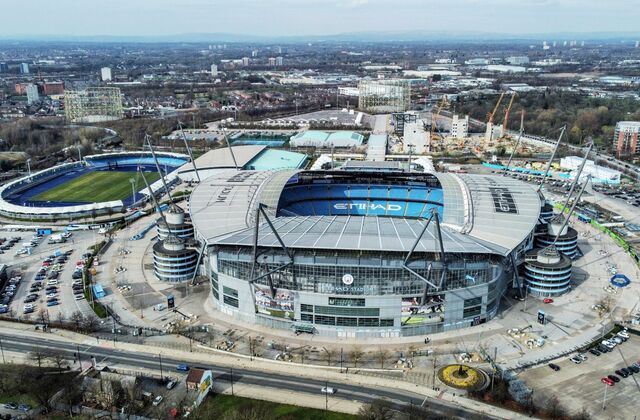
[192,169,539,339]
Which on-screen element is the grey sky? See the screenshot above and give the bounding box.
[2,0,637,37]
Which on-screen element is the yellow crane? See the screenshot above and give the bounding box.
[502,93,517,132]
[430,95,449,139]
[487,92,505,125]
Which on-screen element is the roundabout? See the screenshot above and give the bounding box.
[437,364,489,392]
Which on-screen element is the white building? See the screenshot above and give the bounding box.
[403,121,430,154]
[465,58,489,65]
[506,56,529,65]
[242,57,250,66]
[268,57,276,66]
[338,87,359,97]
[26,84,39,105]
[210,64,218,77]
[101,67,112,82]
[560,156,621,185]
[275,56,284,66]
[451,114,469,138]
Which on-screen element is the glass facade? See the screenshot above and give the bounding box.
[216,248,500,296]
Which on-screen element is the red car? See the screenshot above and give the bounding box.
[601,377,614,386]
[543,298,554,304]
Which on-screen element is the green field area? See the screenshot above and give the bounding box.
[193,394,356,420]
[33,170,161,203]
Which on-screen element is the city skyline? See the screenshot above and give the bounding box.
[1,0,638,39]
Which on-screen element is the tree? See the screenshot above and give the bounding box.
[45,349,67,373]
[55,311,66,325]
[70,311,84,331]
[29,347,47,369]
[358,398,393,420]
[349,346,365,368]
[374,347,391,369]
[322,347,337,366]
[572,407,591,420]
[82,314,99,333]
[545,395,566,419]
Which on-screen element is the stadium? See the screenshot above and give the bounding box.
[0,152,188,221]
[190,168,541,338]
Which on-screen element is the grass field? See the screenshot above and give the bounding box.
[194,394,357,420]
[33,170,161,203]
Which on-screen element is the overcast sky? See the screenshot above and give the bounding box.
[2,0,638,37]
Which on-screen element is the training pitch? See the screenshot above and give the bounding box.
[33,171,161,203]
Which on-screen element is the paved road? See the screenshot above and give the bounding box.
[0,330,495,420]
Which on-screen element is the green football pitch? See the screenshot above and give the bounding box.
[33,171,161,203]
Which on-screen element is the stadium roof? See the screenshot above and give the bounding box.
[216,215,502,254]
[190,169,541,256]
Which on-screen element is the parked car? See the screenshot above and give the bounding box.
[548,363,561,371]
[18,404,31,412]
[321,386,337,394]
[628,365,640,374]
[608,374,620,383]
[152,396,163,406]
[543,298,554,304]
[3,403,18,410]
[570,357,582,364]
[589,348,601,356]
[176,364,189,371]
[615,369,628,378]
[166,380,176,390]
[601,377,614,386]
[576,354,588,362]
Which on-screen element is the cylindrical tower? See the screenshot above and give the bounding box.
[157,204,194,240]
[152,235,198,282]
[535,215,578,258]
[524,247,572,297]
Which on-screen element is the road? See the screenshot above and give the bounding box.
[0,330,495,420]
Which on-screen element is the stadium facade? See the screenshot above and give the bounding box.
[190,169,541,338]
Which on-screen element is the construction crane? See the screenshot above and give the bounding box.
[487,92,505,125]
[430,95,449,143]
[502,93,516,132]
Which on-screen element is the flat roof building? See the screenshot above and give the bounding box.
[613,121,640,158]
[289,131,364,148]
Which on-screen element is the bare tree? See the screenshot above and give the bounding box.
[322,347,337,366]
[349,346,365,368]
[36,308,49,325]
[374,347,391,369]
[82,314,99,333]
[45,349,67,373]
[572,407,591,420]
[29,347,47,369]
[70,311,84,331]
[545,395,566,420]
[358,398,393,420]
[56,311,66,325]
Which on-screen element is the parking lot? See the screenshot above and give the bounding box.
[519,333,640,419]
[0,230,101,323]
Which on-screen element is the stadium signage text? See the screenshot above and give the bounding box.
[333,203,403,212]
[488,187,517,214]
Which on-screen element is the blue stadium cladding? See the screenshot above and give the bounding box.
[277,180,444,219]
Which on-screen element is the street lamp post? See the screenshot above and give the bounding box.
[602,382,608,411]
[129,178,136,206]
[0,337,5,364]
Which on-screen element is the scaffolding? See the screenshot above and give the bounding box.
[358,80,410,113]
[64,87,124,123]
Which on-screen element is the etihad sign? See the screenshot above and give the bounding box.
[333,203,403,212]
